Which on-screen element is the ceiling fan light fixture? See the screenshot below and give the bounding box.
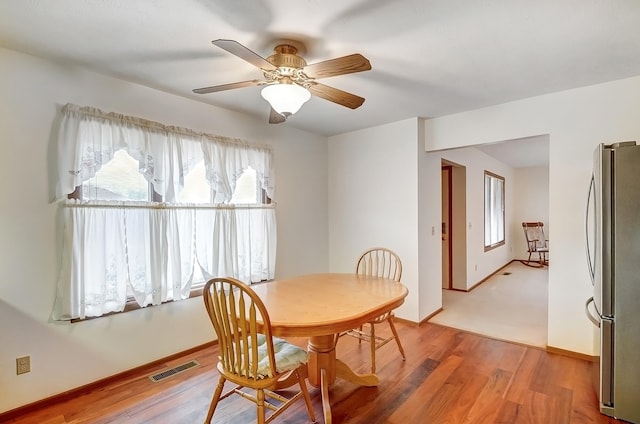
[261,82,311,116]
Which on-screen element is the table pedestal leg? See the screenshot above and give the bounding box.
[307,335,335,423]
[306,335,380,423]
[307,335,337,387]
[320,368,331,424]
[268,364,307,390]
[334,359,379,386]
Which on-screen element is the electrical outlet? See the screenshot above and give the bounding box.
[16,356,30,375]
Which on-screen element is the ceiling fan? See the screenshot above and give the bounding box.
[193,39,372,124]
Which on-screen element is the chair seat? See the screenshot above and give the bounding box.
[246,335,308,378]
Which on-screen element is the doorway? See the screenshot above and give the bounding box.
[432,138,550,347]
[441,160,467,290]
[441,166,452,289]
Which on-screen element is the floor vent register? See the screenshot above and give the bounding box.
[149,360,200,382]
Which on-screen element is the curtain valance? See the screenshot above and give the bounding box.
[55,103,275,202]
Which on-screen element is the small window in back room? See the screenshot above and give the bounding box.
[484,170,505,250]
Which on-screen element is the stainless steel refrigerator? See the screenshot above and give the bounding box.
[585,141,640,424]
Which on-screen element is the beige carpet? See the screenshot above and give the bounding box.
[428,261,548,347]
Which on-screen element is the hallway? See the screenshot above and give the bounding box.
[429,261,548,347]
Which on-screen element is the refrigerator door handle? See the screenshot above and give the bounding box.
[585,296,600,328]
[585,175,596,285]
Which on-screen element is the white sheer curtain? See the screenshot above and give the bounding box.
[53,104,277,320]
[201,140,275,203]
[55,104,274,202]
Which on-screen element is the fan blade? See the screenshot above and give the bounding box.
[308,83,365,109]
[269,108,286,124]
[303,54,371,79]
[193,80,263,94]
[212,39,277,70]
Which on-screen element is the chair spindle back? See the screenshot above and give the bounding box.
[356,247,402,282]
[203,277,277,379]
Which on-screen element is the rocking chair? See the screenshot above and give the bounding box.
[521,222,549,267]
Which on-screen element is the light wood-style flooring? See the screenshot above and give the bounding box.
[3,322,622,424]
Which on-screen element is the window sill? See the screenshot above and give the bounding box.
[70,288,204,323]
[69,279,271,323]
[484,240,505,252]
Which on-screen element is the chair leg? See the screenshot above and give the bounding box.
[205,377,226,423]
[296,370,317,423]
[370,323,376,374]
[257,388,266,424]
[387,317,406,360]
[522,251,545,268]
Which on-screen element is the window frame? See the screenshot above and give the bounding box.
[484,170,506,251]
[67,152,270,321]
[55,104,277,321]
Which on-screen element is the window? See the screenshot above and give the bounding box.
[81,151,261,204]
[81,150,150,201]
[54,103,276,320]
[75,150,265,306]
[484,171,505,250]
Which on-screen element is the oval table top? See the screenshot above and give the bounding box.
[250,273,408,337]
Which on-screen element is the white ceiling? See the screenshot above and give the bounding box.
[475,135,549,168]
[2,0,640,148]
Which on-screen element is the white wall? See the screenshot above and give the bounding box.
[450,165,468,290]
[432,149,550,284]
[327,118,422,322]
[0,47,328,413]
[430,147,515,289]
[424,74,640,355]
[327,121,526,324]
[418,124,444,320]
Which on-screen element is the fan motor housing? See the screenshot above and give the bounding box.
[267,44,307,69]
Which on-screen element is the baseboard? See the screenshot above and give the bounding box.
[391,307,443,327]
[393,315,419,326]
[0,341,217,421]
[466,260,516,292]
[546,345,598,362]
[418,308,444,325]
[426,321,548,349]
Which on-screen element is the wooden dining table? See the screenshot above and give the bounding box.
[250,273,408,423]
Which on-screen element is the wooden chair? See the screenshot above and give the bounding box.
[202,277,316,424]
[342,247,406,373]
[521,222,549,267]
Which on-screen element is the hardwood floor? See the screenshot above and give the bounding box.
[3,322,622,424]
